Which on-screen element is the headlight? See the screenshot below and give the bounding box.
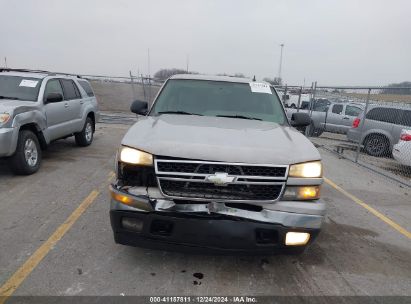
[289,161,322,178]
[0,113,10,125]
[119,146,153,166]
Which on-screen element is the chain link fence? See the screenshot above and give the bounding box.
[83,72,411,183]
[277,84,411,184]
[84,73,161,113]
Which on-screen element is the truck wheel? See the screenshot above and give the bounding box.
[307,123,323,137]
[364,134,389,157]
[10,130,42,175]
[315,129,324,137]
[75,117,94,147]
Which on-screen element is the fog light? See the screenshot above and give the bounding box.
[285,232,310,246]
[121,217,144,232]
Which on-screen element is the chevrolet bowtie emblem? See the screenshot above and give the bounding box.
[205,172,236,186]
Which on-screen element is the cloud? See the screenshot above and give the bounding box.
[1,0,410,85]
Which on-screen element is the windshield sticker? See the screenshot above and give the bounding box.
[19,79,39,88]
[249,82,272,94]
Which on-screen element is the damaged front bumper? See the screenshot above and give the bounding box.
[109,184,325,254]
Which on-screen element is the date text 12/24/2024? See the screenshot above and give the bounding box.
[149,296,258,303]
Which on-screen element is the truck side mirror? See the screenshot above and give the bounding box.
[130,100,148,115]
[45,93,63,103]
[290,112,311,127]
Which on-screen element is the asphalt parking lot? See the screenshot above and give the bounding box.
[0,122,410,298]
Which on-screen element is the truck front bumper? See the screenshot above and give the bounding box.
[110,185,325,254]
[0,127,18,157]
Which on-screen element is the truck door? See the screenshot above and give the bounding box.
[325,104,344,133]
[43,79,71,140]
[341,105,363,134]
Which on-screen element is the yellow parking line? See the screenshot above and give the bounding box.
[108,171,116,181]
[324,177,411,240]
[0,189,101,302]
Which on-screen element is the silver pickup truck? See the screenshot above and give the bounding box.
[286,101,364,137]
[110,74,325,254]
[0,69,99,174]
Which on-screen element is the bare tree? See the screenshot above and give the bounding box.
[382,81,411,95]
[263,77,282,85]
[154,68,197,81]
[216,73,246,78]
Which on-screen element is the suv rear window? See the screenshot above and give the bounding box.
[78,80,95,97]
[399,110,411,127]
[366,107,404,124]
[61,79,81,100]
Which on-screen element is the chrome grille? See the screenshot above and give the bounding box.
[155,159,288,202]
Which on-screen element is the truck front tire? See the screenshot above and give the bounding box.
[10,130,42,175]
[75,117,94,147]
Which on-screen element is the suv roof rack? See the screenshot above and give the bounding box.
[0,68,54,74]
[0,68,82,78]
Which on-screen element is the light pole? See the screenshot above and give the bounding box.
[278,44,284,81]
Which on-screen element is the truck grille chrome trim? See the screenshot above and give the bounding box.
[155,159,288,202]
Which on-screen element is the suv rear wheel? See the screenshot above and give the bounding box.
[10,130,42,175]
[364,134,390,157]
[75,117,94,147]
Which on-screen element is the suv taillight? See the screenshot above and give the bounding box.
[352,118,360,128]
[400,133,411,141]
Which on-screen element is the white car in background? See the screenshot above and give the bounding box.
[393,129,411,166]
[283,93,311,108]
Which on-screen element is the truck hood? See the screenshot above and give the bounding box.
[0,99,38,113]
[122,114,321,165]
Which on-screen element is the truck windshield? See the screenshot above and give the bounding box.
[151,79,287,124]
[0,75,42,102]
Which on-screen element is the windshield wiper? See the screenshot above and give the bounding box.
[157,111,203,116]
[216,114,262,121]
[0,96,21,100]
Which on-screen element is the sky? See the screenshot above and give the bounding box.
[1,0,410,86]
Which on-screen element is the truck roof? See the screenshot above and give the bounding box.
[170,74,263,84]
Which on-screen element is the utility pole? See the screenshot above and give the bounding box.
[129,70,137,100]
[4,57,7,68]
[186,54,189,73]
[278,44,284,81]
[147,48,151,78]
